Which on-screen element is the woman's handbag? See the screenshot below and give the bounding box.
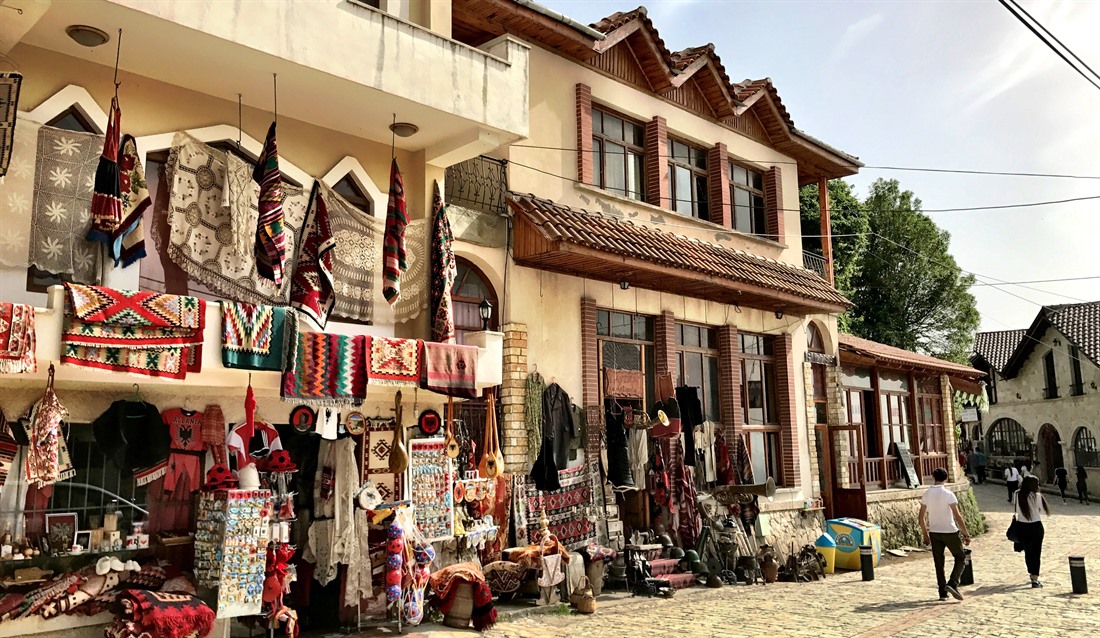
[1005,516,1021,543]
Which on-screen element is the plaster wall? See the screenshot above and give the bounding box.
[504,45,806,265]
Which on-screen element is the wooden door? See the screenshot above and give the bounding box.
[827,424,868,520]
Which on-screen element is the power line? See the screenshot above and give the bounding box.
[998,0,1100,93]
[971,275,1100,287]
[505,158,1100,215]
[509,144,1100,180]
[1005,0,1100,82]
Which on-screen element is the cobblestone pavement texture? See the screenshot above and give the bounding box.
[376,483,1100,637]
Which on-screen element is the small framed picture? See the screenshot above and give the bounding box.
[74,531,92,552]
[45,513,78,553]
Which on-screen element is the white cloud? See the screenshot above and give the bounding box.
[827,13,884,66]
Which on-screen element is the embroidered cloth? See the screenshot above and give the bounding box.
[513,464,597,551]
[116,589,215,638]
[366,336,421,387]
[0,72,20,176]
[110,134,150,267]
[0,117,40,267]
[392,218,429,323]
[221,301,298,372]
[61,284,206,379]
[252,122,287,285]
[281,332,366,404]
[429,181,456,343]
[382,158,408,304]
[222,151,254,258]
[362,417,403,502]
[25,378,68,486]
[290,183,336,329]
[166,133,308,305]
[421,342,477,399]
[0,302,36,374]
[326,182,382,323]
[30,124,104,283]
[86,97,122,245]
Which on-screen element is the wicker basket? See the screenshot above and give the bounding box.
[569,576,597,614]
[443,583,474,629]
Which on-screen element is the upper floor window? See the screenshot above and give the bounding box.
[667,138,708,221]
[1070,345,1084,396]
[592,108,645,201]
[452,258,498,345]
[730,162,765,235]
[675,323,719,421]
[1043,350,1059,399]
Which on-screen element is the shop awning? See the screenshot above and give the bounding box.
[839,333,985,378]
[508,194,851,315]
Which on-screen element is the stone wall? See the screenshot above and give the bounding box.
[758,503,827,551]
[866,483,986,549]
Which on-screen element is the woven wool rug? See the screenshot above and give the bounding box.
[30,125,104,283]
[0,118,40,268]
[290,183,336,329]
[366,336,422,387]
[165,133,308,305]
[513,464,597,551]
[0,302,36,374]
[221,301,298,372]
[281,332,366,404]
[61,284,205,379]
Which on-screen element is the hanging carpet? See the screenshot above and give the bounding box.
[86,96,122,246]
[281,332,366,404]
[325,181,383,324]
[429,180,456,343]
[421,341,478,399]
[0,117,40,268]
[29,125,104,283]
[61,284,206,379]
[0,302,36,374]
[391,218,428,323]
[165,133,308,305]
[365,336,422,387]
[513,464,597,551]
[110,134,151,267]
[289,183,336,329]
[221,301,298,372]
[252,122,287,286]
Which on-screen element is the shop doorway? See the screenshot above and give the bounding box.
[826,424,868,520]
[1038,424,1063,485]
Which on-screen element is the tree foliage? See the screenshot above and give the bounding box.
[800,178,979,363]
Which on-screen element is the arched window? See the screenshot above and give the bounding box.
[986,418,1031,458]
[807,322,825,353]
[1074,427,1099,468]
[452,257,497,344]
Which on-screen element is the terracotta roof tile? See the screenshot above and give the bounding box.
[509,193,850,310]
[590,7,648,33]
[840,333,983,377]
[972,329,1027,372]
[1047,301,1100,367]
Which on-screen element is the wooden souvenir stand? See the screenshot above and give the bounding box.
[194,489,273,619]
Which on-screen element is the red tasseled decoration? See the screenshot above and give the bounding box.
[470,581,497,632]
[242,384,257,457]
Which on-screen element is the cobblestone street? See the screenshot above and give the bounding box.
[387,483,1100,637]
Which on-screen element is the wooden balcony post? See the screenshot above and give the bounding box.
[818,177,835,286]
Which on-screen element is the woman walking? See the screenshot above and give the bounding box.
[1055,466,1070,504]
[1077,466,1090,504]
[1013,476,1051,588]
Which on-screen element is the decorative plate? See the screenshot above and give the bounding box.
[418,409,442,436]
[346,412,367,436]
[290,405,316,433]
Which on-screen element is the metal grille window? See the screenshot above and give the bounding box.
[667,139,709,221]
[729,162,765,235]
[987,418,1031,458]
[596,310,655,410]
[592,108,645,201]
[1074,427,1100,468]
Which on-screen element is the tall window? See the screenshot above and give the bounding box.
[840,366,878,456]
[675,323,719,421]
[592,108,645,201]
[916,376,946,459]
[807,324,828,425]
[986,418,1030,458]
[1043,350,1058,399]
[596,310,656,411]
[452,258,498,345]
[741,333,780,482]
[730,162,765,235]
[1070,346,1084,396]
[667,138,709,220]
[1074,427,1099,468]
[878,370,912,455]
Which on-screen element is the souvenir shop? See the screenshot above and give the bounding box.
[0,62,514,636]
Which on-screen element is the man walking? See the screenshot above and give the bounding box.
[919,467,971,601]
[975,447,987,484]
[967,447,979,483]
[1005,464,1021,502]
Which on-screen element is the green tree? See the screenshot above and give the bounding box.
[847,179,979,363]
[799,180,870,299]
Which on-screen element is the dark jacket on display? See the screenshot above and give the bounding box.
[530,383,573,491]
[676,386,703,467]
[92,400,170,478]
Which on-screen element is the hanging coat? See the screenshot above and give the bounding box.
[529,383,571,491]
[675,386,703,467]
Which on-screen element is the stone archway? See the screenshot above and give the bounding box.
[1038,424,1064,484]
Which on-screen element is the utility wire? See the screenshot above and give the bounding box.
[971,275,1100,286]
[998,0,1100,93]
[509,144,1100,180]
[505,159,1100,215]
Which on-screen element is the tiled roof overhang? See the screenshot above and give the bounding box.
[509,193,851,315]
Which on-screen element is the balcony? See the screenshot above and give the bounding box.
[803,251,828,279]
[445,156,509,216]
[11,0,529,164]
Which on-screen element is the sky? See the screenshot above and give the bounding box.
[541,0,1100,333]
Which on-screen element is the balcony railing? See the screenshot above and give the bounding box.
[445,156,509,216]
[803,251,828,278]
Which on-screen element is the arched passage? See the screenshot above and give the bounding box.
[1037,424,1063,484]
[986,418,1032,463]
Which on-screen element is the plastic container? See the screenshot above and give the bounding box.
[814,532,837,574]
[825,518,882,570]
